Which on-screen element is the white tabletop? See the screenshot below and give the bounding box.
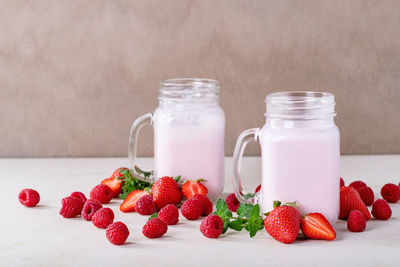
[1,156,399,267]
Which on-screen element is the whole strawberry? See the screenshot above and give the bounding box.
[152,176,182,210]
[264,202,301,244]
[142,218,168,238]
[339,186,371,220]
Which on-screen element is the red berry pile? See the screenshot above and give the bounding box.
[18,167,400,245]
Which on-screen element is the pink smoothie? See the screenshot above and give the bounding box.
[259,125,340,224]
[154,107,225,200]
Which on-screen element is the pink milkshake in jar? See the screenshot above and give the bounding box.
[129,78,225,200]
[233,92,340,224]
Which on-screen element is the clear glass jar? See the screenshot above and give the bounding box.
[129,78,225,200]
[233,91,340,223]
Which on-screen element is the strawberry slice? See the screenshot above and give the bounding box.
[101,177,122,197]
[181,179,208,199]
[120,190,149,212]
[111,167,129,179]
[301,213,336,240]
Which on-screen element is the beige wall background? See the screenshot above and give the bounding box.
[1,0,400,157]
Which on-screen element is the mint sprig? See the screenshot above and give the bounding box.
[213,198,265,238]
[119,168,151,199]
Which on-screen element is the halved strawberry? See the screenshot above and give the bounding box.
[101,177,122,197]
[111,167,129,179]
[181,179,208,199]
[301,213,336,241]
[120,190,149,212]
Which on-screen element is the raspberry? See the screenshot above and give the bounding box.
[92,208,114,228]
[225,193,240,212]
[90,184,113,204]
[106,221,129,245]
[181,199,204,220]
[255,184,261,193]
[349,180,367,191]
[18,189,40,207]
[200,214,224,238]
[142,218,168,238]
[59,196,84,218]
[193,194,213,216]
[358,186,374,206]
[347,210,366,232]
[340,178,345,187]
[158,204,179,225]
[70,192,87,204]
[371,199,392,220]
[82,199,103,221]
[135,195,156,215]
[380,183,400,203]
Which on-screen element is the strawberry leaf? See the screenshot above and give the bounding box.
[148,213,158,221]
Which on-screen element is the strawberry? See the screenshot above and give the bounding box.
[301,213,336,240]
[111,167,129,179]
[120,190,149,212]
[101,177,122,197]
[181,179,208,199]
[152,176,182,210]
[264,201,301,244]
[339,186,371,220]
[340,177,345,187]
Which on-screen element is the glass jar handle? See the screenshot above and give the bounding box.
[232,128,261,204]
[128,112,154,182]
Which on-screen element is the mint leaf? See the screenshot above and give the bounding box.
[222,216,231,234]
[248,221,259,237]
[247,204,261,238]
[244,193,255,200]
[237,204,253,218]
[228,218,244,231]
[216,199,228,214]
[249,204,260,222]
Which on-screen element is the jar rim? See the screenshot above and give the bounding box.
[266,91,334,104]
[159,78,220,102]
[265,91,336,120]
[161,78,219,88]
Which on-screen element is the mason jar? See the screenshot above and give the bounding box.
[129,78,225,200]
[232,91,340,223]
